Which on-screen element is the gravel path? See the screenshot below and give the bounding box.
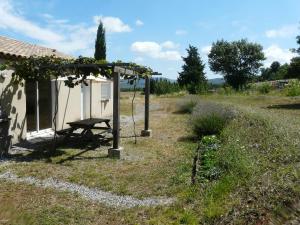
[0,171,175,208]
[120,103,161,137]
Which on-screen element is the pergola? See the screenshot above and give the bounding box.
[58,63,161,158]
[0,57,161,159]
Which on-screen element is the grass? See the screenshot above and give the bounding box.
[120,92,137,116]
[1,92,300,224]
[197,94,300,224]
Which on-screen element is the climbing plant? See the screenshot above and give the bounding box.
[0,55,153,87]
[0,55,154,151]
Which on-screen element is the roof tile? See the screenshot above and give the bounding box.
[0,36,73,59]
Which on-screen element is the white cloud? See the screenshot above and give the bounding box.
[0,0,131,56]
[264,45,296,66]
[201,45,212,55]
[265,24,298,38]
[135,19,144,26]
[131,41,181,61]
[94,16,132,33]
[161,41,179,49]
[0,0,63,43]
[175,29,187,35]
[41,13,69,25]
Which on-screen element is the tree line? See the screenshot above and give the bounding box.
[94,20,300,93]
[178,28,300,92]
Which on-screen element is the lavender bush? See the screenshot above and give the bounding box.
[191,102,236,137]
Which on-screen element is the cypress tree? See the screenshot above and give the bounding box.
[178,45,207,94]
[94,21,106,60]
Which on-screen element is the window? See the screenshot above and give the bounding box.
[101,82,111,100]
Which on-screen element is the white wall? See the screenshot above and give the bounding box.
[91,80,113,118]
[0,64,27,144]
[52,78,113,131]
[52,80,81,130]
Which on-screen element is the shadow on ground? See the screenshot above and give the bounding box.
[267,103,300,110]
[177,135,198,143]
[5,136,112,163]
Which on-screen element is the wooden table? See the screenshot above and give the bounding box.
[58,118,111,141]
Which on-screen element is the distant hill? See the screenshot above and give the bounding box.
[208,78,225,85]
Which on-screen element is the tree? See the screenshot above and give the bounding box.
[292,35,300,54]
[275,63,289,80]
[94,21,106,60]
[260,61,289,81]
[260,61,280,81]
[208,39,265,90]
[287,57,300,78]
[288,27,300,78]
[270,61,281,73]
[178,45,207,94]
[296,35,300,53]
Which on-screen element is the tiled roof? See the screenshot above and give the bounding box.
[0,36,73,59]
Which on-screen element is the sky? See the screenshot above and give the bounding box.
[0,0,299,79]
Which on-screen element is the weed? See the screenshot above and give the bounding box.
[258,82,272,94]
[176,96,198,114]
[285,80,300,96]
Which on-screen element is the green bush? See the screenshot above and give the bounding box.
[192,114,227,136]
[191,102,236,137]
[258,83,272,94]
[150,78,181,95]
[217,86,234,95]
[177,98,198,114]
[285,80,300,96]
[186,83,207,94]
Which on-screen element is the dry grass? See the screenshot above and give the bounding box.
[120,91,140,116]
[0,93,198,224]
[1,92,299,224]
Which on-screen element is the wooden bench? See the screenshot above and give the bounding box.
[56,118,112,142]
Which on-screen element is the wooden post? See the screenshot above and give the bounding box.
[108,71,123,158]
[141,76,152,137]
[90,80,92,119]
[36,81,39,132]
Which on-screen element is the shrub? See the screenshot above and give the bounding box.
[258,82,272,94]
[186,83,207,94]
[176,97,198,114]
[192,114,227,136]
[285,80,300,96]
[217,86,234,95]
[150,78,181,95]
[190,102,236,137]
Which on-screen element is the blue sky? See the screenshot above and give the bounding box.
[0,0,299,79]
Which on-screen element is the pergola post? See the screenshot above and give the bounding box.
[108,71,123,158]
[141,76,152,137]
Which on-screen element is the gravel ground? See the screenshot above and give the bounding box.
[120,103,161,137]
[0,160,12,169]
[0,171,175,208]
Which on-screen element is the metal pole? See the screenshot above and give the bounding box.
[109,71,122,158]
[141,76,152,137]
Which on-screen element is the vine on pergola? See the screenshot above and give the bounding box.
[0,55,155,150]
[0,55,153,86]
